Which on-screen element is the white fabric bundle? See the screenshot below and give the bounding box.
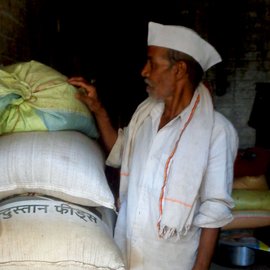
[0,195,125,270]
[0,131,115,209]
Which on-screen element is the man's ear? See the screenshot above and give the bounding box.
[175,61,187,79]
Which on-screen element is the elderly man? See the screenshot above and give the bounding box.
[68,21,239,270]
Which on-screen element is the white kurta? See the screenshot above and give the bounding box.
[107,92,239,270]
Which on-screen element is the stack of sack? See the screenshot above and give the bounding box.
[0,60,125,270]
[223,148,270,230]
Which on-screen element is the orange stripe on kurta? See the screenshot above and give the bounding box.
[164,197,192,208]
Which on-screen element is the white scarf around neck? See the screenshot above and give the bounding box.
[119,83,214,239]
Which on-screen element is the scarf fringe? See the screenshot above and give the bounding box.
[158,224,191,240]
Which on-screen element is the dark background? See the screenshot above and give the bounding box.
[27,0,252,128]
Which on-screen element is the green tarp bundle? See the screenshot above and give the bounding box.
[0,60,99,138]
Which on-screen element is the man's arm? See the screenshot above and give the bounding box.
[68,77,117,152]
[192,227,220,270]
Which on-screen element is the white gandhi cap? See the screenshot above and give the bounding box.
[147,21,222,72]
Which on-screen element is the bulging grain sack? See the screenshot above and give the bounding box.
[232,189,270,211]
[0,195,125,270]
[233,175,269,190]
[0,131,115,209]
[0,60,98,138]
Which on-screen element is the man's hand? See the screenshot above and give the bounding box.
[68,77,104,115]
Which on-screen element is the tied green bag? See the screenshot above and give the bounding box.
[0,60,99,138]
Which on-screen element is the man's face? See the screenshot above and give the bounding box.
[141,46,177,101]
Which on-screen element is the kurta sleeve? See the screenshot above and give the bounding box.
[106,128,126,168]
[193,113,239,228]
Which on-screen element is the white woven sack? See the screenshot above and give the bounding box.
[0,195,125,270]
[0,131,115,209]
